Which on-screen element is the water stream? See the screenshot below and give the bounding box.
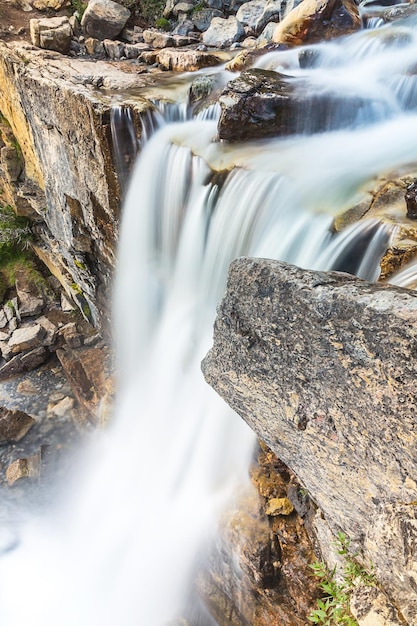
[2,13,417,626]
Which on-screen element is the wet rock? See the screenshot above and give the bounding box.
[157,47,221,71]
[265,496,294,516]
[0,407,35,444]
[272,0,361,46]
[81,0,131,40]
[202,257,417,623]
[30,16,73,53]
[202,16,245,48]
[8,324,46,355]
[217,68,385,141]
[6,453,41,485]
[405,180,417,219]
[199,447,318,625]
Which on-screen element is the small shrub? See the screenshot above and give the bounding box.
[308,532,376,626]
[155,17,171,30]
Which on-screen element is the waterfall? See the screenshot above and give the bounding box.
[2,14,417,626]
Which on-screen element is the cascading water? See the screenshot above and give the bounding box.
[2,14,417,626]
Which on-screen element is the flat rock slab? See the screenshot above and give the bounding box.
[202,257,417,623]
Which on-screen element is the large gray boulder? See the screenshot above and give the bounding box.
[202,15,245,47]
[236,0,268,32]
[81,0,131,40]
[202,257,417,624]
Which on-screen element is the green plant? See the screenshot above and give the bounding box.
[155,17,171,30]
[70,0,87,18]
[0,205,32,260]
[74,258,86,270]
[308,532,376,625]
[140,0,166,25]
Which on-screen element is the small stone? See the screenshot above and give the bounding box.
[61,292,76,312]
[17,379,38,395]
[48,396,74,418]
[0,407,35,444]
[6,453,41,486]
[264,497,294,516]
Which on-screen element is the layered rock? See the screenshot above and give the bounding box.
[0,41,151,331]
[203,257,417,624]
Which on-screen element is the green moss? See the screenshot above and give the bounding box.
[74,258,87,270]
[155,17,171,30]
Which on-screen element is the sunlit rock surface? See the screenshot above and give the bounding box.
[203,257,417,624]
[0,41,151,330]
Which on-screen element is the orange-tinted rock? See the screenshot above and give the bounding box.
[272,0,361,47]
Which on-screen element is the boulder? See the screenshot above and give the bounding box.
[0,407,35,444]
[0,346,49,379]
[192,8,224,32]
[236,0,268,32]
[255,0,286,32]
[143,30,174,47]
[157,47,222,71]
[8,324,46,355]
[217,68,389,141]
[272,0,361,46]
[30,16,73,53]
[202,257,417,623]
[81,0,131,41]
[202,16,245,48]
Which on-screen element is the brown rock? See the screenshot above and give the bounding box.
[272,0,361,46]
[202,257,417,623]
[0,346,49,379]
[6,453,40,485]
[0,407,35,444]
[15,269,46,317]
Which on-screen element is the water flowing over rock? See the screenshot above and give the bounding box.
[203,257,417,623]
[217,68,387,140]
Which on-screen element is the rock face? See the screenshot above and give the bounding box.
[203,257,417,624]
[0,41,150,331]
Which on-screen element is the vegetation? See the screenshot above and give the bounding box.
[0,204,36,302]
[308,532,376,626]
[155,17,171,30]
[139,0,167,26]
[70,0,87,19]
